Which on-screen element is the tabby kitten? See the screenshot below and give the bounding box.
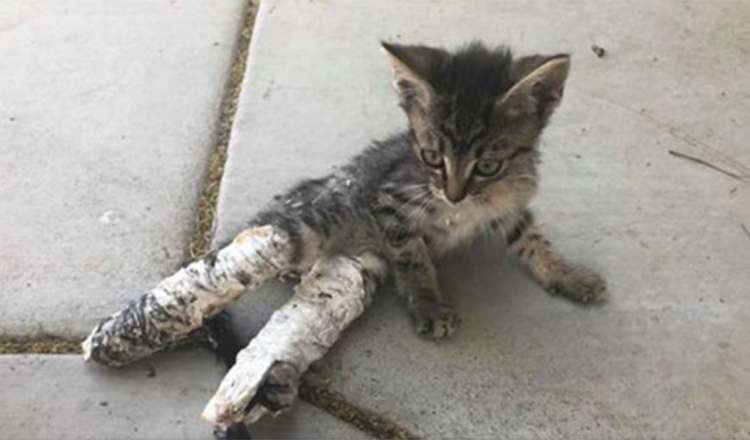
[211,42,606,429]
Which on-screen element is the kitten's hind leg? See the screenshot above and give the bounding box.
[203,251,387,426]
[82,224,301,367]
[202,314,301,416]
[506,210,607,304]
[392,238,461,339]
[204,315,298,440]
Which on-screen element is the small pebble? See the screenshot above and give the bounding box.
[591,44,606,58]
[99,210,123,225]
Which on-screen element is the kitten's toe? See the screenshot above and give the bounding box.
[256,361,299,412]
[245,361,299,416]
[214,423,252,440]
[409,300,461,339]
[549,266,607,305]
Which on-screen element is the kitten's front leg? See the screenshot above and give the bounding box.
[391,238,461,339]
[505,210,607,304]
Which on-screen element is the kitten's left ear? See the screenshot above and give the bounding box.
[497,54,571,121]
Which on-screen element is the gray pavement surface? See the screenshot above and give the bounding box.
[0,352,226,439]
[0,0,243,338]
[0,353,366,439]
[0,0,367,438]
[0,352,361,439]
[215,0,750,438]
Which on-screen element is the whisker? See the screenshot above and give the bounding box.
[402,192,434,231]
[380,187,432,238]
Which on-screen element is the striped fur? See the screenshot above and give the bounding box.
[228,42,605,341]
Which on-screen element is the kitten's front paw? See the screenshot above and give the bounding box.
[409,300,461,339]
[549,265,607,304]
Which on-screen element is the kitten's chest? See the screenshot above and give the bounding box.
[423,202,499,254]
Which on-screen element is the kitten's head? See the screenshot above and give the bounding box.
[382,41,570,204]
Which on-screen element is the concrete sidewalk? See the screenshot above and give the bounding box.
[0,0,242,338]
[2,0,749,438]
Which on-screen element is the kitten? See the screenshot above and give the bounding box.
[209,42,606,432]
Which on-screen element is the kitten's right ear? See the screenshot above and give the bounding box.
[381,42,439,108]
[497,54,571,122]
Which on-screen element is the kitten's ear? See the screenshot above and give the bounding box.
[381,42,440,108]
[497,54,571,121]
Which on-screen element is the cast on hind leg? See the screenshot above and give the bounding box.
[81,223,304,367]
[202,251,387,427]
[204,314,301,417]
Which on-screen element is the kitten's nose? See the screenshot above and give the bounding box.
[444,182,467,203]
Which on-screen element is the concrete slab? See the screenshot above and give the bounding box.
[0,0,244,337]
[0,352,367,439]
[0,352,225,438]
[215,0,750,437]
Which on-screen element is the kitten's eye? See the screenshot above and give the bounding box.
[420,149,444,168]
[474,159,505,177]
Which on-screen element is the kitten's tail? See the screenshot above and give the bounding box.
[202,310,242,369]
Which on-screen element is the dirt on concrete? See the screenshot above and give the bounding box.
[300,378,420,440]
[189,0,260,259]
[0,337,82,355]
